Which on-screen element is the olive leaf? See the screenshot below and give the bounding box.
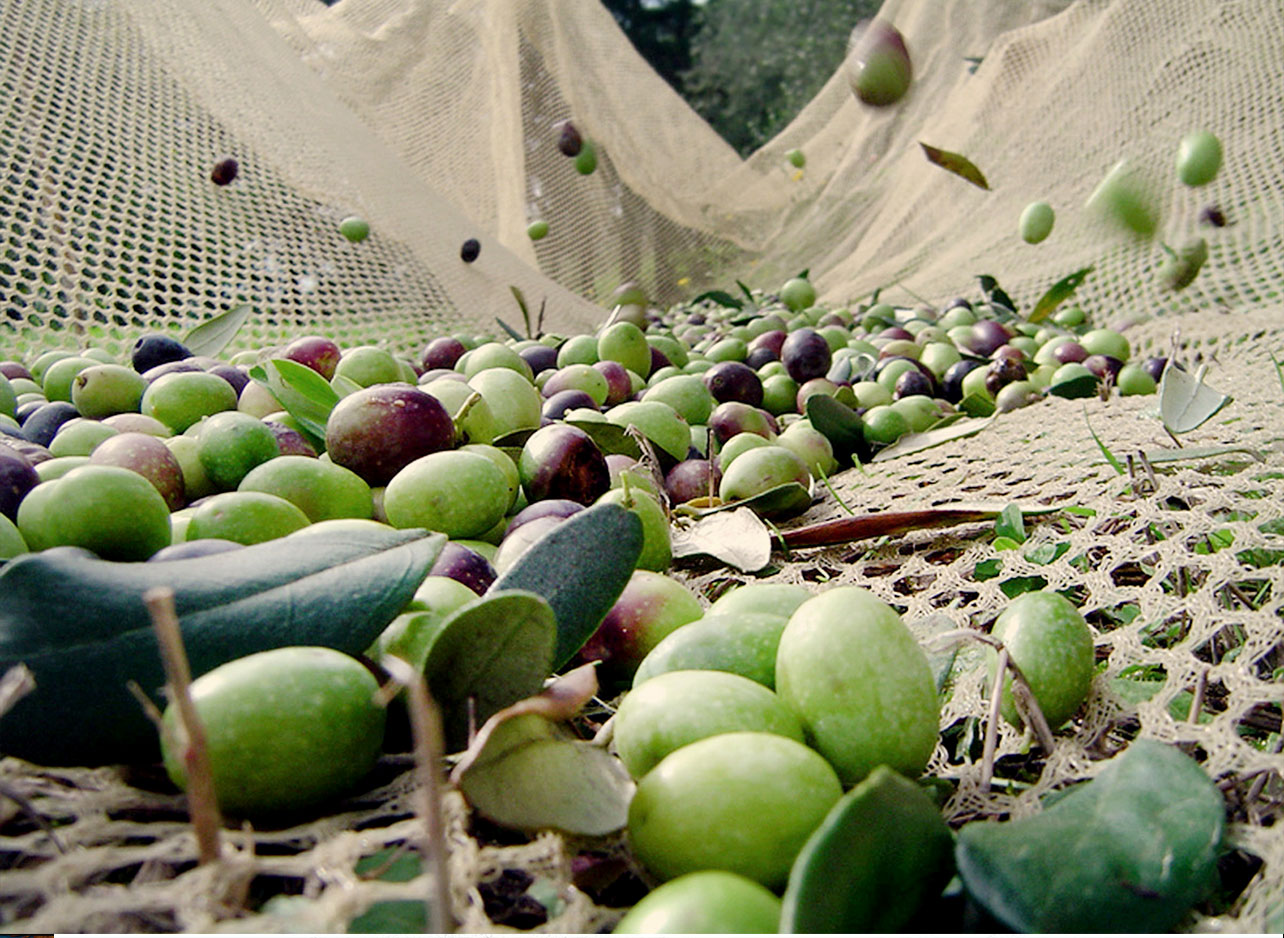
[871,414,996,462]
[975,274,1017,314]
[993,503,1026,544]
[455,715,634,836]
[781,766,955,933]
[248,357,340,447]
[183,302,252,358]
[670,507,772,572]
[1159,361,1232,436]
[920,143,990,190]
[690,289,743,310]
[957,740,1224,932]
[805,393,868,467]
[1047,371,1100,399]
[348,900,429,933]
[422,590,557,752]
[1028,266,1093,323]
[566,419,643,459]
[487,502,644,671]
[777,504,1059,550]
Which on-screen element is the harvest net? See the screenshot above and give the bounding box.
[2,0,1282,932]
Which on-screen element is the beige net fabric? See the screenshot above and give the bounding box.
[0,0,607,364]
[2,0,1283,933]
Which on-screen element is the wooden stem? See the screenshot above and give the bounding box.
[144,587,222,866]
[381,656,453,935]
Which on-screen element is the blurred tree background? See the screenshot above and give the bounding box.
[602,0,881,157]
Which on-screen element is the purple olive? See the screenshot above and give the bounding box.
[517,423,611,506]
[749,329,787,358]
[325,384,456,486]
[265,421,318,458]
[1082,354,1124,383]
[593,360,634,406]
[1140,356,1169,382]
[21,401,80,447]
[985,357,1028,397]
[429,541,497,595]
[556,120,583,157]
[542,388,599,422]
[965,320,1013,357]
[520,344,559,377]
[132,333,193,374]
[0,442,40,521]
[207,363,251,397]
[941,359,985,403]
[1052,341,1089,365]
[781,328,832,384]
[0,361,33,381]
[140,359,206,385]
[878,326,915,342]
[665,458,720,505]
[210,158,238,186]
[420,336,467,372]
[703,361,763,407]
[460,238,481,263]
[708,401,779,445]
[894,368,934,400]
[504,498,585,540]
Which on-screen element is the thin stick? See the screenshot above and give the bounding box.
[145,588,222,865]
[1008,665,1057,753]
[381,656,453,935]
[1189,667,1208,724]
[980,647,1009,790]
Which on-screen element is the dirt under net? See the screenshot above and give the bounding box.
[1,0,1282,932]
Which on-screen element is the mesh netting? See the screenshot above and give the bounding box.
[2,0,1282,933]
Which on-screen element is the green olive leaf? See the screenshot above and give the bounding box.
[455,713,634,836]
[994,503,1026,544]
[871,414,996,462]
[690,289,744,310]
[566,419,643,459]
[958,391,996,418]
[487,502,644,672]
[183,302,252,358]
[920,143,990,190]
[1048,372,1101,399]
[976,274,1018,315]
[956,740,1225,933]
[1028,266,1093,323]
[1159,362,1232,435]
[781,765,955,933]
[423,590,557,752]
[248,357,340,445]
[805,393,868,467]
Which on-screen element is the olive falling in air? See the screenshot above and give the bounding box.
[460,238,481,263]
[557,120,583,157]
[210,157,239,186]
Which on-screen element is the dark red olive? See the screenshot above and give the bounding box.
[556,120,583,157]
[210,157,238,186]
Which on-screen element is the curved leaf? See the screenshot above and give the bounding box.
[457,714,634,836]
[1029,266,1093,323]
[248,357,340,444]
[184,303,253,358]
[487,503,643,671]
[956,740,1224,933]
[781,766,955,933]
[423,591,556,752]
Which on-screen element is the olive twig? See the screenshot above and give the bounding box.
[980,646,1009,790]
[1188,667,1209,725]
[380,656,454,935]
[145,586,223,867]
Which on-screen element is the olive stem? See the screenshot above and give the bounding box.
[981,646,1009,790]
[144,586,222,867]
[381,656,454,935]
[1189,667,1209,724]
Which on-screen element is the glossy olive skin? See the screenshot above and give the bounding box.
[325,384,455,487]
